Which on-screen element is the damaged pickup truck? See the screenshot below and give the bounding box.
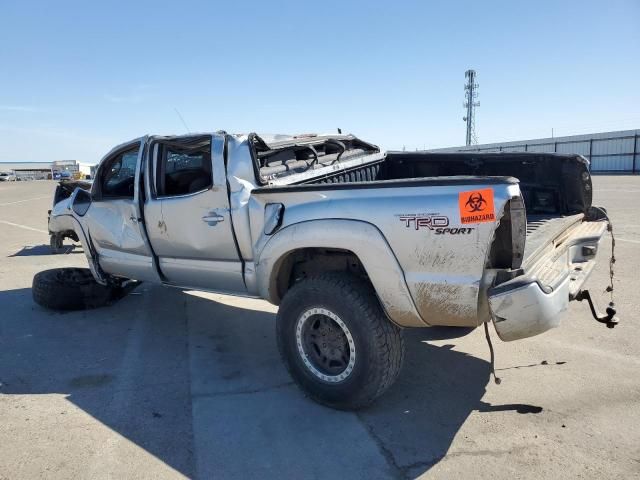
[41,131,618,409]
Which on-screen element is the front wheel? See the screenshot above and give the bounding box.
[276,273,404,410]
[49,233,65,254]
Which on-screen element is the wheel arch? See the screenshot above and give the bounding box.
[255,219,428,327]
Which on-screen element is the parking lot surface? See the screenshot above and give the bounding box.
[1,177,639,479]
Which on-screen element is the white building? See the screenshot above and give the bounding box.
[429,129,640,173]
[0,160,90,179]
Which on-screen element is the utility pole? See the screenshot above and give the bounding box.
[463,69,480,145]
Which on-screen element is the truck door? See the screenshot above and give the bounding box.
[83,138,161,282]
[143,134,246,293]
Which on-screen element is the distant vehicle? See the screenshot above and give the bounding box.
[59,171,72,179]
[44,131,619,409]
[0,172,17,181]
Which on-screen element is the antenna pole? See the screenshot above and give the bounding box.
[174,108,191,133]
[463,70,480,145]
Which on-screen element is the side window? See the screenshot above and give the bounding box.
[156,140,212,197]
[101,147,139,198]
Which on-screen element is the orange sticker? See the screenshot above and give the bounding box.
[459,188,496,224]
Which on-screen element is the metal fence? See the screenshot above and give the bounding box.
[429,129,640,173]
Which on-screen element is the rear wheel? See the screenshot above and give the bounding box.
[276,273,404,410]
[32,268,137,311]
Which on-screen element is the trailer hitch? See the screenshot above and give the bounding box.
[575,208,620,329]
[575,290,619,328]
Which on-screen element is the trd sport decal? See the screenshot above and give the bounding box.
[458,189,495,224]
[398,215,474,234]
[399,215,449,230]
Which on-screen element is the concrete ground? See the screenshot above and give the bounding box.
[0,177,638,479]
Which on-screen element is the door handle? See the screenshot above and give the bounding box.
[202,214,224,224]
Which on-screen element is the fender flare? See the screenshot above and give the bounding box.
[255,219,428,327]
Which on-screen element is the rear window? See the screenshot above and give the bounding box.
[156,139,212,197]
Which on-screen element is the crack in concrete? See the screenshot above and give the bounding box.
[443,445,529,458]
[398,458,443,476]
[183,296,199,479]
[397,445,532,477]
[192,381,294,399]
[355,412,406,479]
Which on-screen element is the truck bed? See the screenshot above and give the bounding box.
[523,214,584,267]
[253,136,592,223]
[251,135,596,296]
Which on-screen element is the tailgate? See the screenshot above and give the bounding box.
[488,217,608,341]
[525,219,607,298]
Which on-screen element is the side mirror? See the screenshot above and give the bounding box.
[71,188,92,216]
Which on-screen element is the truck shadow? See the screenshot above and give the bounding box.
[0,286,541,479]
[9,244,81,256]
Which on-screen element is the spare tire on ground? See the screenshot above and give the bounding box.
[32,268,137,311]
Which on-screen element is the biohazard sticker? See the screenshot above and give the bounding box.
[458,188,495,224]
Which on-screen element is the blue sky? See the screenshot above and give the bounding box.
[1,0,639,163]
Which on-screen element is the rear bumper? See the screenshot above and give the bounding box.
[489,276,569,341]
[488,220,607,341]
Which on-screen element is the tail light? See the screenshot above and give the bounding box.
[488,195,526,270]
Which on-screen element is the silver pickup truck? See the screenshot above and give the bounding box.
[43,132,616,409]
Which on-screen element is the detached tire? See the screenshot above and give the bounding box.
[277,273,404,410]
[32,268,131,311]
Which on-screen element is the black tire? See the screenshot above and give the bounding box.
[277,273,404,410]
[49,233,65,254]
[32,268,134,311]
